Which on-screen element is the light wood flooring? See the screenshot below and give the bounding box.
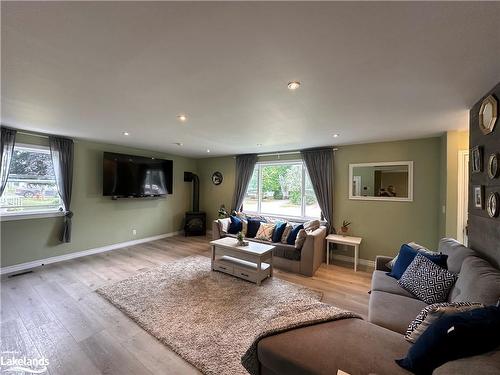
[0,235,372,375]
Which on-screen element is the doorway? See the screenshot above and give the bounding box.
[457,150,469,246]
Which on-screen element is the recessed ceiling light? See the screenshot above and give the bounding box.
[177,114,188,122]
[333,133,340,138]
[206,149,211,153]
[123,131,130,136]
[256,143,263,147]
[174,142,183,146]
[287,81,301,90]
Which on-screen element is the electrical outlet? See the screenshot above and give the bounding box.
[132,229,137,236]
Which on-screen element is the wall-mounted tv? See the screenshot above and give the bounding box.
[103,152,173,197]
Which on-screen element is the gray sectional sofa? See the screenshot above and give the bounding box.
[212,220,327,276]
[256,238,500,374]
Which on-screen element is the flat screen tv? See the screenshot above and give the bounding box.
[103,152,173,197]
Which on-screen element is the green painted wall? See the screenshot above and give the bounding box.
[333,137,441,260]
[197,137,443,261]
[1,134,196,267]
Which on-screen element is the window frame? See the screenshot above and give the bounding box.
[0,143,65,221]
[242,159,321,220]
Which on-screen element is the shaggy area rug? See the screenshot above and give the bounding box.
[97,256,359,375]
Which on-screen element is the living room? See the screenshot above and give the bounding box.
[1,2,499,375]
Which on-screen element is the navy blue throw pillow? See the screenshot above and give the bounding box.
[396,306,500,375]
[228,215,242,234]
[247,218,264,238]
[272,221,287,243]
[387,244,448,280]
[287,224,304,245]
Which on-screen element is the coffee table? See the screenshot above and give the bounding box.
[210,237,274,285]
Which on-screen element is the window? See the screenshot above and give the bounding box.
[0,145,64,215]
[242,161,321,219]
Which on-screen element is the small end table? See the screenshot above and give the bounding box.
[326,234,363,272]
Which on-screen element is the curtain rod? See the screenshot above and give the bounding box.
[17,130,49,139]
[257,148,338,158]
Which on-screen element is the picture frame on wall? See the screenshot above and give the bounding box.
[471,146,483,173]
[473,185,484,209]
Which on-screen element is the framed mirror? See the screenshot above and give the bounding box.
[349,161,414,201]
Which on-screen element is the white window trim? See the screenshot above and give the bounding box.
[1,143,65,219]
[1,210,65,221]
[243,159,321,220]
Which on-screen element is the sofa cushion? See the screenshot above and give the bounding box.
[294,229,307,250]
[396,306,500,375]
[272,243,301,261]
[256,223,275,241]
[287,224,304,245]
[405,302,484,343]
[388,244,448,280]
[438,238,476,274]
[272,221,287,243]
[398,254,457,304]
[371,270,417,299]
[280,223,293,243]
[217,218,231,234]
[387,241,435,269]
[303,219,320,232]
[434,346,500,375]
[228,215,242,234]
[368,290,427,334]
[449,256,500,305]
[258,319,410,375]
[247,218,264,238]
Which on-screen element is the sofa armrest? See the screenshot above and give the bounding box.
[300,226,327,277]
[212,220,222,240]
[375,256,393,272]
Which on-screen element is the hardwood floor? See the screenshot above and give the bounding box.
[0,235,372,375]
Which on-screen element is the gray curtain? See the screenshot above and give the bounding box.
[0,127,17,196]
[49,136,74,243]
[231,154,258,212]
[301,148,335,233]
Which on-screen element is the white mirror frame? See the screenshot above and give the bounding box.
[349,161,414,202]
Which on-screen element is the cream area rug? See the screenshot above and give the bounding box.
[97,256,359,375]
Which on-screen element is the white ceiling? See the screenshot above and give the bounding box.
[2,2,500,158]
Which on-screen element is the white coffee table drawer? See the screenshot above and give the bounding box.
[213,261,234,274]
[234,266,257,283]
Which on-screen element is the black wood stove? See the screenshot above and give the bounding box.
[184,172,206,236]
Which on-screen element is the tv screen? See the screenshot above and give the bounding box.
[103,152,173,197]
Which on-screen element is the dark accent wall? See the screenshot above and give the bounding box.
[468,82,500,268]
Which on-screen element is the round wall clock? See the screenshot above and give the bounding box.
[479,95,498,135]
[487,192,499,218]
[211,171,223,185]
[488,153,499,179]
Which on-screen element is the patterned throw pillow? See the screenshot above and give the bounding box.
[405,302,484,343]
[398,254,458,304]
[295,229,307,249]
[280,224,293,243]
[255,223,275,241]
[303,220,320,232]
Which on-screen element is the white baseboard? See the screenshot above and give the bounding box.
[1,231,183,276]
[331,254,376,268]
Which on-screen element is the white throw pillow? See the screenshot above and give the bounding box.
[295,229,307,249]
[217,218,231,234]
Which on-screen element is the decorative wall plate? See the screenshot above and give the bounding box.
[479,95,498,135]
[488,153,499,179]
[212,171,223,185]
[487,192,499,218]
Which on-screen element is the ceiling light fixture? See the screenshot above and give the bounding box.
[177,114,188,122]
[287,81,301,90]
[333,133,340,138]
[174,142,183,146]
[256,143,263,147]
[123,131,130,136]
[206,149,211,153]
